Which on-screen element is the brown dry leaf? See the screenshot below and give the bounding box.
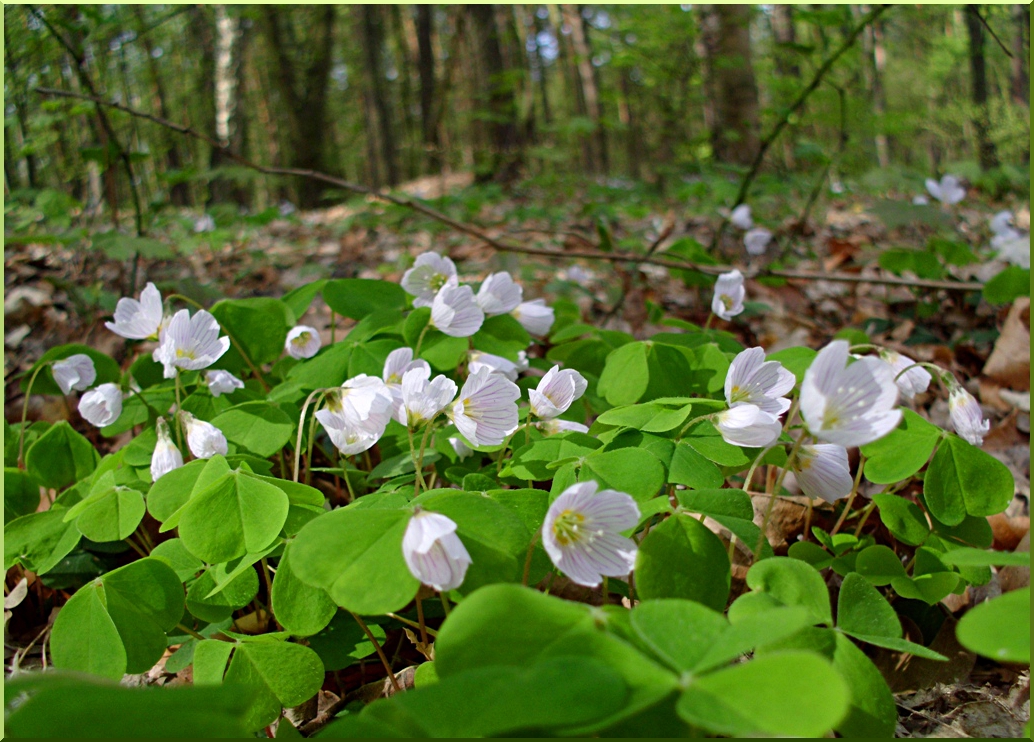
[997,530,1030,593]
[403,627,435,662]
[983,298,1030,391]
[875,616,976,694]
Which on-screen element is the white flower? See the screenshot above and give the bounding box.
[430,280,485,338]
[468,350,523,382]
[714,405,782,448]
[730,204,753,230]
[396,366,458,428]
[529,365,588,420]
[563,266,594,286]
[450,367,520,447]
[152,309,231,379]
[793,444,852,503]
[279,200,297,217]
[925,175,965,205]
[712,270,746,321]
[316,375,394,435]
[402,252,458,308]
[948,386,990,446]
[992,231,1030,269]
[912,195,929,206]
[402,510,472,592]
[725,347,795,416]
[285,325,322,360]
[990,210,1014,236]
[537,419,590,435]
[206,369,244,397]
[799,340,902,448]
[476,272,523,316]
[52,354,96,395]
[449,437,474,460]
[151,418,183,482]
[326,419,382,455]
[194,214,216,233]
[744,228,772,256]
[880,350,931,401]
[511,299,554,337]
[181,412,228,459]
[383,347,429,386]
[542,481,639,588]
[78,383,122,428]
[105,282,164,340]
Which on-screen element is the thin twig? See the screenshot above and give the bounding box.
[973,8,1013,59]
[713,5,892,248]
[34,82,986,294]
[349,612,402,694]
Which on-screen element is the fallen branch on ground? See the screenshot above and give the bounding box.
[35,85,985,293]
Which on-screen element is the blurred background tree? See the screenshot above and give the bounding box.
[4,4,1029,213]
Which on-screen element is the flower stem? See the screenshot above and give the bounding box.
[439,592,451,618]
[173,371,185,452]
[853,501,878,538]
[408,428,427,495]
[17,362,49,468]
[386,611,438,639]
[754,433,807,559]
[350,611,402,693]
[341,456,356,502]
[521,533,541,586]
[830,454,866,536]
[176,623,207,641]
[415,595,429,647]
[294,390,326,482]
[413,324,431,358]
[675,413,717,440]
[703,312,715,331]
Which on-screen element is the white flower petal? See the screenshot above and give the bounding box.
[744,227,772,256]
[402,253,458,306]
[151,418,184,482]
[182,412,228,459]
[476,272,523,316]
[106,282,165,340]
[286,325,322,359]
[52,354,96,395]
[403,511,471,592]
[949,387,990,446]
[450,367,520,446]
[795,444,852,503]
[78,383,123,428]
[711,270,745,321]
[431,281,484,338]
[730,204,753,230]
[511,299,554,337]
[206,369,244,397]
[714,405,782,448]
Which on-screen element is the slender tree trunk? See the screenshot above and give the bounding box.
[416,5,441,173]
[868,12,890,169]
[964,5,999,171]
[470,4,522,183]
[1011,4,1029,105]
[561,5,605,174]
[699,4,760,166]
[530,9,553,127]
[361,5,400,186]
[618,71,641,179]
[132,6,188,205]
[771,5,798,169]
[210,5,241,203]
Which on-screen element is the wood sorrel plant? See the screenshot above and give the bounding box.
[5,255,1028,738]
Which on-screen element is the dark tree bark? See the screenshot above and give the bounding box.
[360,5,400,187]
[469,4,522,183]
[132,6,189,205]
[1011,4,1029,106]
[416,5,441,173]
[699,4,760,166]
[964,5,999,171]
[261,5,338,206]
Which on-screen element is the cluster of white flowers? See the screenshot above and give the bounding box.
[727,204,773,257]
[402,478,640,593]
[707,337,991,503]
[401,252,556,338]
[48,348,123,431]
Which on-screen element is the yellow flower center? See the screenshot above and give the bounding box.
[291,332,312,347]
[430,274,447,292]
[720,294,734,310]
[728,385,748,404]
[552,509,586,546]
[175,348,196,360]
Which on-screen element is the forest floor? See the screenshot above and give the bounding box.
[4,172,1030,737]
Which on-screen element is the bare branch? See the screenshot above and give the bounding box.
[35,85,985,294]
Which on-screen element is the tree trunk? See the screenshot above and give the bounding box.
[132,6,189,206]
[964,5,999,171]
[470,5,522,183]
[261,6,337,206]
[867,11,890,169]
[699,4,760,166]
[210,5,241,203]
[361,5,400,187]
[416,5,441,173]
[1011,4,1029,105]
